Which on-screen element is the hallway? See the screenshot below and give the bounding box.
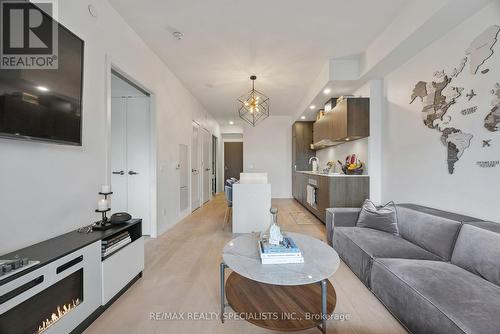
[84,194,406,334]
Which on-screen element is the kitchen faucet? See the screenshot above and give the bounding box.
[309,156,319,172]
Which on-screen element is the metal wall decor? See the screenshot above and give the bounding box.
[409,25,499,174]
[237,75,270,127]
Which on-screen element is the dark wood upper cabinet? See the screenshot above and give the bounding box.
[313,112,333,145]
[292,121,315,171]
[292,122,314,202]
[331,100,347,140]
[312,97,369,149]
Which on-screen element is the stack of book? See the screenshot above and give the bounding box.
[259,236,304,264]
[102,231,131,257]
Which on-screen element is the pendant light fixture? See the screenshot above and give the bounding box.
[237,75,270,127]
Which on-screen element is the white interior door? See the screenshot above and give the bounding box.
[111,96,151,235]
[191,123,201,211]
[202,128,211,204]
[111,97,128,213]
[179,144,189,212]
[126,97,151,235]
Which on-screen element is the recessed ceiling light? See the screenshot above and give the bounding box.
[345,138,350,141]
[323,88,331,95]
[309,105,315,109]
[229,121,234,125]
[300,116,306,120]
[36,86,49,92]
[172,31,184,40]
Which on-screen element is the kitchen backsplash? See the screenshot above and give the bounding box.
[315,137,369,174]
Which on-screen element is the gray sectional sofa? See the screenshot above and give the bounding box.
[326,204,500,334]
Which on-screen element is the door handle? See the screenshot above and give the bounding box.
[205,168,210,171]
[192,169,198,173]
[112,170,125,175]
[128,171,139,175]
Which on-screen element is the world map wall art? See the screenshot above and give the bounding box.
[410,25,500,174]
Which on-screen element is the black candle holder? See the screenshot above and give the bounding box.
[93,208,113,231]
[93,191,114,231]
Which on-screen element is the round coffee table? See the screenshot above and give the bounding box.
[220,232,340,333]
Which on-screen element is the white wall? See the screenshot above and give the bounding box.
[221,133,243,142]
[381,1,500,221]
[0,0,220,254]
[243,116,293,198]
[220,124,243,134]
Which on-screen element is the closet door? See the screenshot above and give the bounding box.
[179,144,189,212]
[202,128,211,204]
[191,123,201,211]
[126,97,151,235]
[111,97,128,213]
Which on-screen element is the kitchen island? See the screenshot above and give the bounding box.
[232,173,272,233]
[292,171,369,223]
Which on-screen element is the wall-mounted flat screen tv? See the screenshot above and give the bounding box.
[0,3,84,145]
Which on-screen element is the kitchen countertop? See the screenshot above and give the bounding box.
[296,171,369,177]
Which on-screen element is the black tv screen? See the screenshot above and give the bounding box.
[0,5,84,145]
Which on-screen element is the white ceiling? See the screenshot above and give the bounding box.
[109,0,413,122]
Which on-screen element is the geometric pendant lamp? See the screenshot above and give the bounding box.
[237,75,270,127]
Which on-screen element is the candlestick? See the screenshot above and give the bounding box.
[101,184,111,194]
[97,199,108,211]
[92,188,114,231]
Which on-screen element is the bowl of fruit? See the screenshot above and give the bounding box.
[338,154,364,175]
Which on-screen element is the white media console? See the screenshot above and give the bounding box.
[0,220,144,334]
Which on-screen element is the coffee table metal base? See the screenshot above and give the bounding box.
[220,263,336,333]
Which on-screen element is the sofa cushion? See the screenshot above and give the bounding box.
[452,224,500,287]
[325,208,360,246]
[333,227,441,287]
[371,258,500,334]
[397,204,482,223]
[357,200,399,235]
[396,205,463,261]
[465,220,500,234]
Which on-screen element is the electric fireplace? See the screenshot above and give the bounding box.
[0,269,83,334]
[0,220,142,334]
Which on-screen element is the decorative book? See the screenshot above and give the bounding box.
[260,237,300,253]
[259,236,304,264]
[102,231,132,257]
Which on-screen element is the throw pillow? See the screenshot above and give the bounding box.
[356,200,399,235]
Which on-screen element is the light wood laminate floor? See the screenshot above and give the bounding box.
[84,194,407,334]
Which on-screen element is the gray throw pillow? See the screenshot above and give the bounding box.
[356,200,399,235]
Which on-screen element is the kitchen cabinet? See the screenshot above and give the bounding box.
[292,122,314,201]
[313,111,336,147]
[312,97,369,149]
[292,121,315,171]
[292,171,307,205]
[293,172,369,223]
[316,176,330,221]
[292,172,300,200]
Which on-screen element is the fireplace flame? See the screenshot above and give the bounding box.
[35,298,80,334]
